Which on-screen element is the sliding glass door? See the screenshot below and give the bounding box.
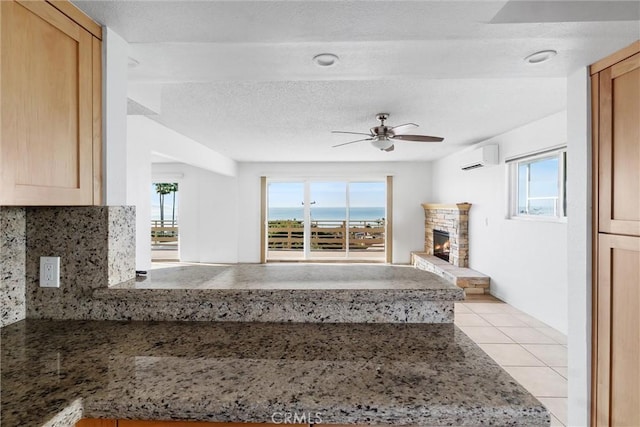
[348,182,386,260]
[266,180,386,262]
[266,182,305,261]
[310,182,347,258]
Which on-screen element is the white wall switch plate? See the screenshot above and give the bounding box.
[39,256,60,288]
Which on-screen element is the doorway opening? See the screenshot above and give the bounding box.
[265,179,389,262]
[151,182,180,261]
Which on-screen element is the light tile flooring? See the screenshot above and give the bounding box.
[456,299,568,426]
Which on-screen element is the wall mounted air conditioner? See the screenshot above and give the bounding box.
[460,145,499,171]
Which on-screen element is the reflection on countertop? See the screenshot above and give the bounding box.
[120,263,460,290]
[1,319,549,427]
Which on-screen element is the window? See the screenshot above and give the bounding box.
[508,148,566,219]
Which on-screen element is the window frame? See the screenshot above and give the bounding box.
[507,147,567,221]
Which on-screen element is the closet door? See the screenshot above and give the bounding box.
[597,52,640,237]
[595,234,640,426]
[592,41,640,427]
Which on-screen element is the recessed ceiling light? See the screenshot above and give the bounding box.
[128,57,140,68]
[313,53,339,67]
[524,50,557,64]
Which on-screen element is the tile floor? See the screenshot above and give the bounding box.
[456,298,568,426]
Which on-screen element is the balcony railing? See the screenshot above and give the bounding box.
[151,220,178,244]
[268,219,385,252]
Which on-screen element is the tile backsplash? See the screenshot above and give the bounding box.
[0,206,135,326]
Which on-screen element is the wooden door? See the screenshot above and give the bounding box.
[597,52,640,237]
[595,234,640,426]
[0,0,95,205]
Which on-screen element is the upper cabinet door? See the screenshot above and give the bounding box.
[0,0,95,205]
[598,52,640,237]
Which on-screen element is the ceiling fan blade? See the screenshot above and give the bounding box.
[390,123,418,134]
[331,131,372,136]
[383,144,395,152]
[332,137,373,148]
[391,134,444,142]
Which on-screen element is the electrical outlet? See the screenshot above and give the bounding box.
[39,256,60,288]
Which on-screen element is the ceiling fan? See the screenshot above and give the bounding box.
[331,113,444,152]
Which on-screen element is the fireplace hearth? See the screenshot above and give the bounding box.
[433,230,450,262]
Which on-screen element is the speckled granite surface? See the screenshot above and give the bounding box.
[0,208,26,327]
[94,264,464,323]
[107,206,136,286]
[25,207,135,319]
[1,320,550,427]
[125,264,464,290]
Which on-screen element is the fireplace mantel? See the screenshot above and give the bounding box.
[421,203,472,210]
[422,203,471,267]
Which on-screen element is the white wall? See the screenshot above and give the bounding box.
[147,161,430,264]
[126,118,152,270]
[236,162,432,264]
[147,120,237,177]
[126,116,239,268]
[431,112,568,333]
[103,28,129,205]
[566,68,592,427]
[152,163,239,263]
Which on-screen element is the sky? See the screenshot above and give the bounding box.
[268,181,385,208]
[518,156,560,214]
[151,183,179,221]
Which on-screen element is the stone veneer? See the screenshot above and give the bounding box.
[422,203,471,268]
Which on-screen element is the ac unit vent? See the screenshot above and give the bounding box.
[461,163,485,171]
[460,145,499,171]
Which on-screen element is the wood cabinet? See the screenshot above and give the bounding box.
[119,422,292,427]
[594,49,640,237]
[591,41,640,427]
[76,420,117,427]
[0,0,102,206]
[77,421,305,427]
[595,234,640,426]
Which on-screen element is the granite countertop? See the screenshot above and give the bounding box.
[111,264,463,291]
[89,264,464,323]
[2,320,549,427]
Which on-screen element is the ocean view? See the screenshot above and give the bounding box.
[269,207,385,221]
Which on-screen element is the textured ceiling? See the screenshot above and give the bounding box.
[155,79,567,162]
[73,0,640,162]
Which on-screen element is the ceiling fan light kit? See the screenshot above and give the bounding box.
[371,137,394,151]
[332,113,444,152]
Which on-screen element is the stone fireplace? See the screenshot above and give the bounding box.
[422,203,471,267]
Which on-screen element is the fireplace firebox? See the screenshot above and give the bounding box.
[433,230,450,262]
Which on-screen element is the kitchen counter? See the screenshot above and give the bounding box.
[91,264,464,323]
[1,319,549,427]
